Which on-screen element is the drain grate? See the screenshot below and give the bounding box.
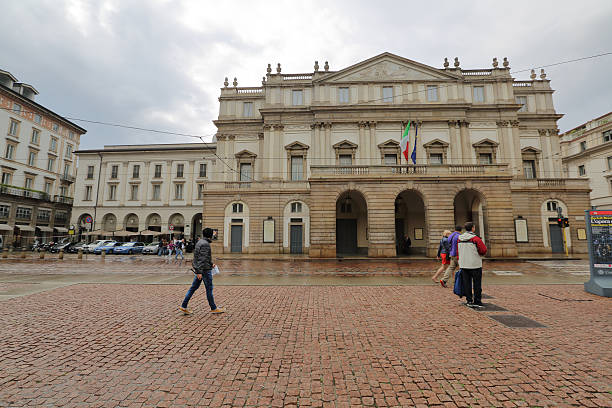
[489,314,546,328]
[474,303,507,312]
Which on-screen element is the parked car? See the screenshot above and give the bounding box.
[49,242,75,253]
[93,241,124,255]
[84,240,114,254]
[113,242,145,255]
[142,242,160,255]
[68,241,88,254]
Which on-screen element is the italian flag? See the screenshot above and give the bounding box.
[400,121,411,162]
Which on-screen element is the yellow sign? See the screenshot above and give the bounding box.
[68,230,74,235]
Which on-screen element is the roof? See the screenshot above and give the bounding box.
[560,111,612,136]
[75,142,217,154]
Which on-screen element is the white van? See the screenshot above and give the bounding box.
[83,240,113,253]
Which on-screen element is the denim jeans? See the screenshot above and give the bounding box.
[175,248,184,260]
[181,270,216,310]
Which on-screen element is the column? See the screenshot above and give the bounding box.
[324,123,332,165]
[459,121,471,164]
[262,126,271,179]
[164,160,172,205]
[141,161,150,205]
[496,121,508,170]
[358,122,367,165]
[227,135,235,181]
[275,125,284,180]
[416,121,425,165]
[510,121,522,176]
[258,133,265,180]
[368,122,376,165]
[448,121,461,165]
[119,162,128,206]
[186,160,195,205]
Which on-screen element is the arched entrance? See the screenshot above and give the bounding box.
[191,213,202,241]
[124,213,139,232]
[454,189,487,241]
[145,213,161,232]
[168,213,185,237]
[102,213,117,233]
[395,190,426,256]
[77,213,93,240]
[336,190,368,256]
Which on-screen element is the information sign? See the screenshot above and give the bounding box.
[584,210,612,297]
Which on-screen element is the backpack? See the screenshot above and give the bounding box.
[453,269,464,298]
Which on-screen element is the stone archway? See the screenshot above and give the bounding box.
[453,189,487,242]
[168,213,185,236]
[336,190,368,256]
[145,213,161,232]
[124,213,139,232]
[102,213,117,233]
[395,189,427,256]
[191,213,202,241]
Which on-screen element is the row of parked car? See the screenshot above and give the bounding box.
[82,240,162,255]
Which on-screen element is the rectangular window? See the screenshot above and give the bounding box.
[59,186,67,197]
[154,164,162,178]
[232,203,243,213]
[87,165,94,179]
[8,119,19,136]
[152,184,161,200]
[110,165,118,179]
[429,153,443,165]
[603,130,612,143]
[243,102,253,117]
[69,131,74,140]
[427,85,438,102]
[0,205,9,218]
[50,138,57,152]
[382,86,393,103]
[290,156,303,181]
[34,114,42,124]
[523,160,536,179]
[473,86,484,103]
[175,183,184,199]
[608,156,612,170]
[291,202,302,213]
[240,163,252,181]
[199,163,207,178]
[54,211,67,222]
[197,184,205,199]
[132,165,140,178]
[37,209,50,222]
[292,89,303,106]
[31,129,40,144]
[578,165,586,176]
[5,144,15,160]
[13,103,21,114]
[24,178,33,190]
[44,182,51,195]
[338,87,349,103]
[16,207,32,220]
[63,163,70,177]
[65,144,73,157]
[108,185,117,200]
[384,154,398,165]
[176,164,184,178]
[478,153,493,165]
[1,172,11,185]
[28,151,36,166]
[580,141,587,151]
[84,186,92,201]
[130,185,139,201]
[516,96,527,112]
[52,123,59,132]
[47,157,55,172]
[339,154,352,165]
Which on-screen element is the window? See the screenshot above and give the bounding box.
[130,185,139,201]
[13,103,21,114]
[63,163,70,178]
[523,160,536,179]
[5,144,15,160]
[197,184,205,199]
[37,209,50,222]
[34,114,42,124]
[54,211,67,222]
[1,172,11,185]
[199,163,207,178]
[50,138,57,152]
[232,203,244,213]
[31,129,40,144]
[340,202,352,214]
[546,201,558,212]
[108,185,117,200]
[152,184,161,200]
[59,186,67,197]
[28,151,36,166]
[292,89,303,106]
[84,186,92,201]
[338,87,349,103]
[427,85,438,102]
[176,164,184,178]
[580,141,587,152]
[384,154,398,165]
[516,96,527,112]
[132,165,140,178]
[175,183,184,200]
[154,164,162,178]
[240,163,252,181]
[290,156,303,181]
[65,144,73,157]
[473,86,484,102]
[52,123,59,132]
[429,153,443,165]
[110,165,118,179]
[47,157,55,172]
[16,207,32,220]
[69,131,74,140]
[8,119,19,136]
[0,205,10,218]
[608,156,612,170]
[24,178,33,190]
[243,102,253,117]
[291,202,302,213]
[479,153,493,164]
[604,130,612,143]
[44,182,51,195]
[382,86,393,103]
[339,154,352,165]
[87,165,94,179]
[578,165,586,176]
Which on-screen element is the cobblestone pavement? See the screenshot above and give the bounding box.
[1,282,610,407]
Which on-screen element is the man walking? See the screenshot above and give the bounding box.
[458,222,487,308]
[441,225,462,287]
[179,228,224,315]
[175,238,185,260]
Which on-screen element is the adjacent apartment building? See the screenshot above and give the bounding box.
[0,69,86,247]
[560,112,612,209]
[71,53,591,257]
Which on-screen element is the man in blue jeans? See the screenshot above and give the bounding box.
[179,228,225,315]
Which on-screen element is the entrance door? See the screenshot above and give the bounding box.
[336,219,357,255]
[230,225,243,253]
[548,222,564,253]
[395,218,404,256]
[290,225,303,254]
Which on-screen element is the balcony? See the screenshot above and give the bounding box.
[0,185,51,201]
[54,195,74,205]
[511,178,590,191]
[60,174,76,184]
[310,164,511,179]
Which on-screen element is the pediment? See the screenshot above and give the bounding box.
[235,149,257,158]
[377,139,400,148]
[285,141,310,150]
[333,140,358,149]
[423,139,449,148]
[472,138,499,147]
[316,52,460,84]
[521,146,541,154]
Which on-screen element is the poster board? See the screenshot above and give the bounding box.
[414,228,423,240]
[263,218,275,243]
[514,218,528,243]
[584,210,612,297]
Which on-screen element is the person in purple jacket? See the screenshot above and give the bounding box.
[440,225,462,287]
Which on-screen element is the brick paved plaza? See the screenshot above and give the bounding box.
[0,259,611,407]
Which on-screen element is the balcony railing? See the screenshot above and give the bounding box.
[511,178,588,189]
[0,185,51,201]
[54,195,74,205]
[310,164,510,177]
[60,174,76,184]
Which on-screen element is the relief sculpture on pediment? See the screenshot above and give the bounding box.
[340,61,439,81]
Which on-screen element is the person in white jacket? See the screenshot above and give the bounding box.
[458,222,488,308]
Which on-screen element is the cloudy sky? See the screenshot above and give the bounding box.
[1,0,611,148]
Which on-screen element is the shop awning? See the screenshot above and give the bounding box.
[16,225,35,232]
[53,227,69,233]
[139,230,162,236]
[112,230,139,237]
[36,226,54,232]
[0,224,13,231]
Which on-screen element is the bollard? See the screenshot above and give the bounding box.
[58,249,64,260]
[1,249,7,259]
[101,251,105,261]
[77,249,83,260]
[20,248,26,259]
[39,251,45,259]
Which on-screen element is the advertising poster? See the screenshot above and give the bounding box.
[584,210,612,297]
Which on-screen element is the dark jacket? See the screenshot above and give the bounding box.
[436,236,451,257]
[193,238,213,272]
[448,231,460,257]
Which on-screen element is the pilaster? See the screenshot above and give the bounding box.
[459,121,471,164]
[448,121,461,164]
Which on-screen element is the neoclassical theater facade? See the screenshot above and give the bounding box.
[205,53,590,257]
